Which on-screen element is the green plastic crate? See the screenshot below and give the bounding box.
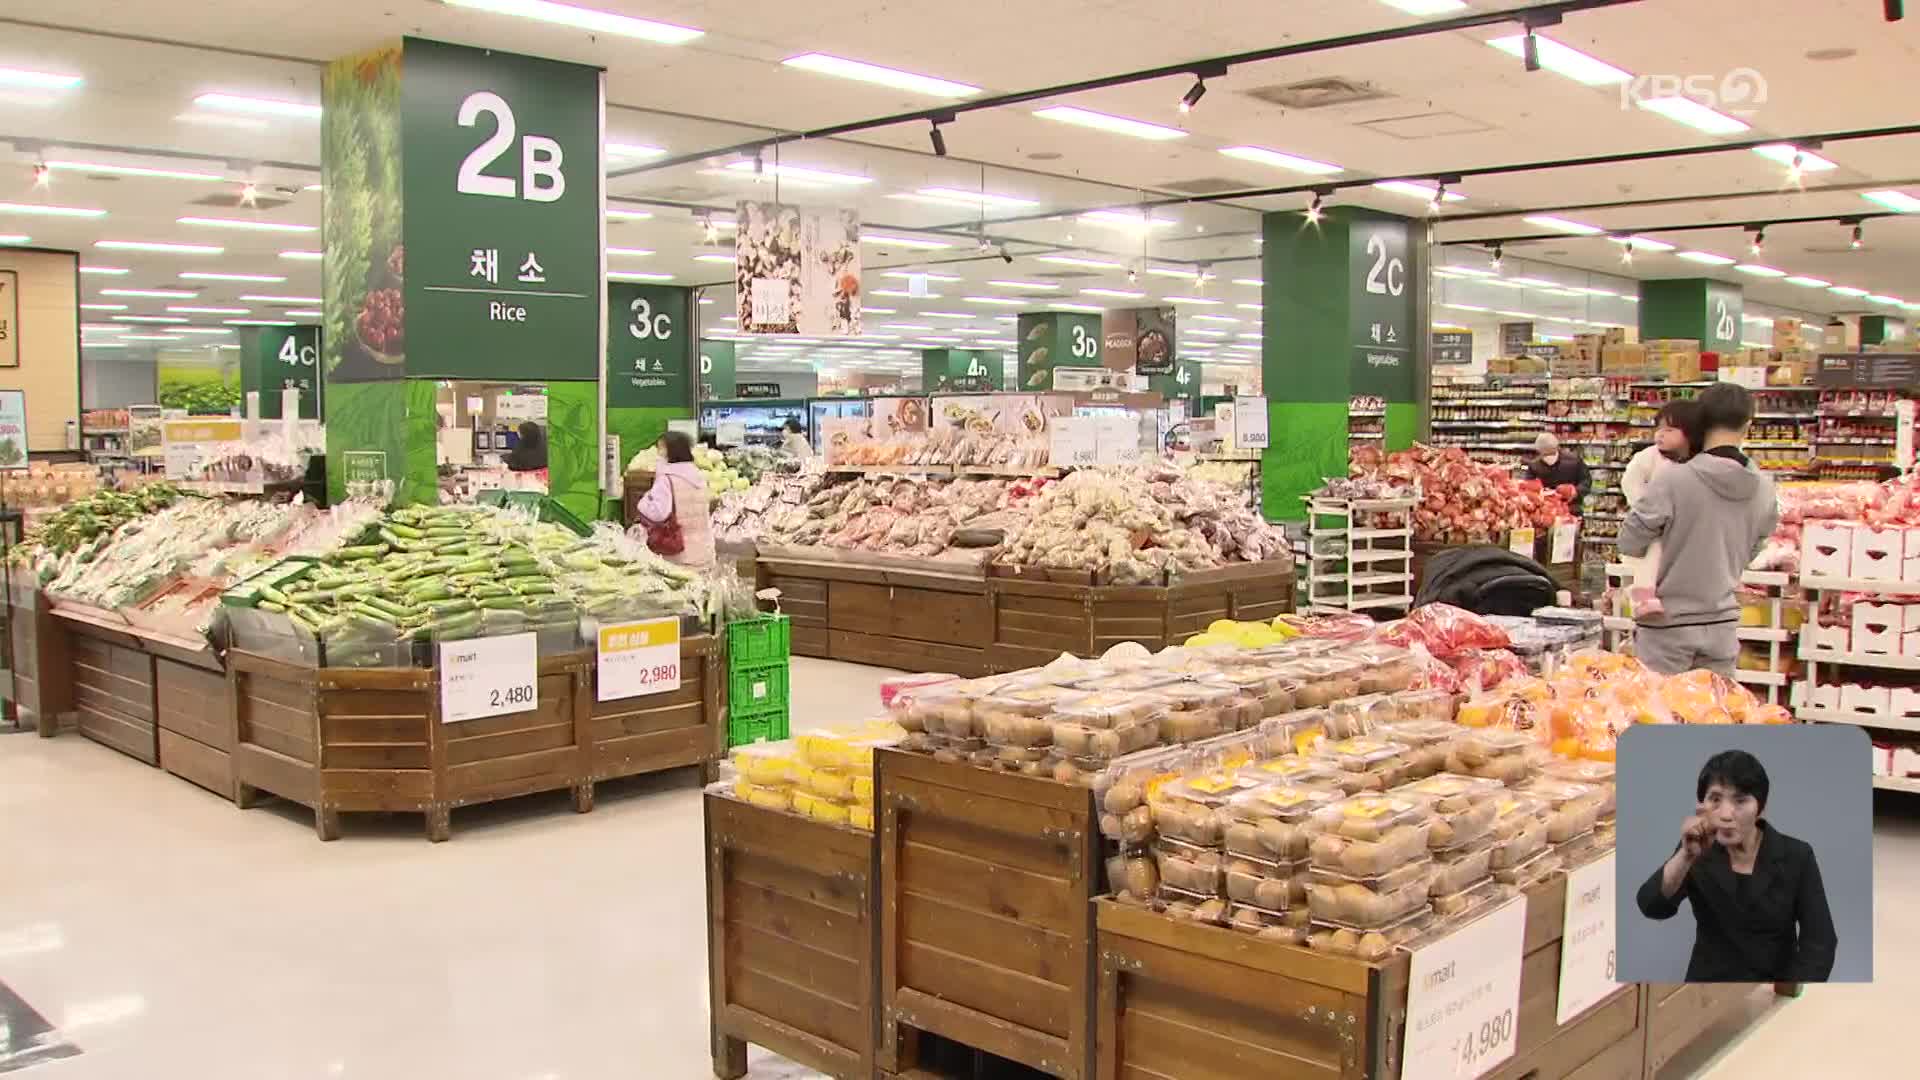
[728,659,790,718]
[726,613,791,667]
[727,707,789,748]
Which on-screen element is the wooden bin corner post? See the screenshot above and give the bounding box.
[704,792,877,1080]
[876,749,1099,1079]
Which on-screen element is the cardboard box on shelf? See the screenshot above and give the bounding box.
[1663,350,1703,382]
[1768,358,1810,386]
[1773,317,1802,338]
[1720,366,1768,388]
[1645,339,1702,353]
[1487,356,1515,375]
[1553,345,1598,376]
[1600,343,1649,373]
[1601,326,1629,346]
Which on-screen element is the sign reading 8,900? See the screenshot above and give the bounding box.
[402,38,603,382]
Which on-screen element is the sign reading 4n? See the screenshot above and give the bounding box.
[403,37,603,381]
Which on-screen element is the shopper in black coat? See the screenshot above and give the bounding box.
[1525,433,1591,513]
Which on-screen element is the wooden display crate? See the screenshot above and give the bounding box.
[1093,872,1645,1080]
[67,622,160,766]
[6,585,73,735]
[229,634,720,841]
[991,561,1294,672]
[875,748,1099,1079]
[758,556,995,676]
[155,653,237,801]
[705,792,877,1080]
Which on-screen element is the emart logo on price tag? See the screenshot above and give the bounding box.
[597,616,682,702]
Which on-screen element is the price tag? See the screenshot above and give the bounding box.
[1048,416,1098,468]
[1095,414,1142,465]
[1403,894,1527,1080]
[1232,395,1268,449]
[1551,520,1578,564]
[1556,852,1619,1024]
[716,421,747,446]
[439,632,538,723]
[1509,527,1536,558]
[750,277,791,324]
[596,616,682,702]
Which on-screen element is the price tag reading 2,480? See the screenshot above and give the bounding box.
[596,616,682,702]
[439,632,538,724]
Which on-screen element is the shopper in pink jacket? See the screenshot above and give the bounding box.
[633,430,715,567]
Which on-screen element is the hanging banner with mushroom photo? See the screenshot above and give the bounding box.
[734,201,862,336]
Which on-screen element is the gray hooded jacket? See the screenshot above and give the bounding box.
[1619,450,1779,626]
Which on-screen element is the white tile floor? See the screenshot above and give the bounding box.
[0,657,1915,1079]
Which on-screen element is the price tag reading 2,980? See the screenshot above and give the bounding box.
[1402,894,1527,1080]
[440,632,539,723]
[596,616,682,702]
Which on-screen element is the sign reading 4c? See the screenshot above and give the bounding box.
[457,92,566,202]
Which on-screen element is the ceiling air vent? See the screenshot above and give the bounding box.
[189,192,292,211]
[1243,77,1390,110]
[1160,176,1254,195]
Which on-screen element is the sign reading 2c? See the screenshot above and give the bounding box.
[1365,232,1405,297]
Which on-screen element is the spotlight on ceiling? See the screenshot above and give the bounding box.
[1490,243,1504,273]
[1179,79,1206,114]
[1749,227,1766,256]
[928,122,947,157]
[1305,189,1328,225]
[1850,220,1865,250]
[998,244,1013,265]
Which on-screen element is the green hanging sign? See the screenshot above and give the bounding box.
[922,348,1003,392]
[1015,311,1102,390]
[699,339,736,399]
[1347,214,1417,400]
[240,324,322,419]
[606,283,692,409]
[1148,358,1202,408]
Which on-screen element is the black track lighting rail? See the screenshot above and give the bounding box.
[1438,210,1911,249]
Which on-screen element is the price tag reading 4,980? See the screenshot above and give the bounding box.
[1401,895,1527,1080]
[439,632,538,724]
[597,616,682,703]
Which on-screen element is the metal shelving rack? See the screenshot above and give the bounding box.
[1302,494,1415,614]
[1601,566,1793,703]
[1793,574,1920,793]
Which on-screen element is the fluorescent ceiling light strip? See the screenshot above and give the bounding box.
[1051,303,1104,313]
[605,208,654,221]
[284,310,322,318]
[168,306,249,315]
[1750,144,1836,171]
[1522,215,1603,235]
[607,271,674,281]
[868,289,936,298]
[279,250,322,261]
[1192,314,1239,323]
[1082,288,1146,299]
[1237,303,1263,311]
[1676,250,1736,265]
[101,288,196,298]
[171,327,234,335]
[963,296,1026,306]
[692,254,734,263]
[81,323,126,331]
[79,303,127,311]
[881,270,960,282]
[1506,276,1560,288]
[181,271,285,282]
[193,92,321,119]
[0,66,83,89]
[985,280,1057,291]
[1372,180,1465,202]
[1143,267,1202,279]
[605,246,655,257]
[1484,34,1633,86]
[1187,329,1230,338]
[719,161,871,185]
[1163,296,1222,305]
[47,160,224,182]
[1862,190,1920,213]
[78,266,129,276]
[1219,146,1342,174]
[1033,105,1187,141]
[605,143,667,159]
[1634,96,1750,135]
[1868,294,1903,305]
[1785,275,1831,288]
[1734,264,1787,277]
[781,53,980,98]
[1079,210,1176,230]
[111,315,188,324]
[175,113,268,132]
[861,307,896,314]
[911,187,1038,209]
[0,201,105,218]
[1036,255,1122,270]
[1381,1,1469,14]
[239,294,322,304]
[1232,277,1263,286]
[178,216,316,233]
[439,0,703,44]
[860,233,950,249]
[922,312,973,320]
[1828,285,1870,297]
[122,333,184,341]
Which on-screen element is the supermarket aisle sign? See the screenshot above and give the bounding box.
[596,616,681,701]
[1403,895,1528,1080]
[607,283,691,409]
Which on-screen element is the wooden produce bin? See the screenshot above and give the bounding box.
[990,562,1293,672]
[758,554,995,677]
[155,651,238,801]
[705,792,877,1080]
[5,582,72,735]
[230,634,720,841]
[61,616,161,766]
[1094,873,1646,1080]
[585,632,725,794]
[875,748,1099,1079]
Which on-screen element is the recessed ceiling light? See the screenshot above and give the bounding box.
[1862,190,1920,213]
[46,160,225,182]
[1082,288,1146,299]
[1750,144,1837,172]
[1163,295,1222,305]
[101,288,197,299]
[1734,264,1787,277]
[1079,210,1177,231]
[605,143,668,159]
[985,280,1058,291]
[0,201,105,218]
[279,250,323,261]
[1828,285,1870,297]
[193,92,322,119]
[1611,235,1676,252]
[0,66,83,90]
[781,53,981,98]
[79,303,127,311]
[1785,275,1831,287]
[717,161,872,186]
[1485,33,1633,86]
[605,207,654,221]
[1634,96,1750,135]
[1036,255,1123,270]
[440,0,703,43]
[901,187,1040,210]
[605,246,655,257]
[78,266,129,276]
[181,271,286,283]
[1523,215,1604,235]
[860,233,952,250]
[111,314,189,324]
[1033,105,1187,141]
[1219,146,1343,174]
[1372,180,1466,203]
[239,294,322,304]
[167,305,250,315]
[1675,250,1736,265]
[881,270,961,282]
[177,216,316,233]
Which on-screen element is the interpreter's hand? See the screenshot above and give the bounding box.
[1680,812,1714,859]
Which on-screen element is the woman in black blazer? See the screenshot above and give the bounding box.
[1637,750,1837,982]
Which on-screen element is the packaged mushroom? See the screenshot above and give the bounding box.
[1311,736,1416,792]
[1047,689,1169,731]
[1427,835,1496,897]
[1486,793,1552,870]
[977,685,1085,748]
[1150,772,1264,846]
[1285,657,1366,710]
[1306,794,1434,877]
[1209,664,1300,717]
[1374,718,1463,777]
[1391,772,1504,851]
[1155,839,1226,897]
[1087,745,1195,843]
[1389,687,1458,725]
[1445,728,1545,785]
[1517,776,1609,842]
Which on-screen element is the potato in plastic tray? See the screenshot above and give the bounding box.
[1392,772,1504,850]
[1306,875,1431,928]
[1223,855,1310,908]
[1390,688,1459,725]
[1284,658,1366,709]
[730,740,798,786]
[1427,836,1496,896]
[1430,876,1504,919]
[1048,689,1169,730]
[1230,901,1311,938]
[1338,644,1418,694]
[1492,847,1560,888]
[1151,772,1262,845]
[1487,794,1551,869]
[1518,777,1609,842]
[1307,795,1434,876]
[1089,745,1195,842]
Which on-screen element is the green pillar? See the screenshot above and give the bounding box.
[921,348,1003,392]
[1259,207,1423,520]
[239,325,322,419]
[1861,315,1908,346]
[1639,278,1743,354]
[698,340,736,400]
[1015,311,1103,391]
[321,38,604,507]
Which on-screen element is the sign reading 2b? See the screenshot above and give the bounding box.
[457,92,566,201]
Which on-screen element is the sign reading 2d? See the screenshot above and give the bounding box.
[403,37,603,381]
